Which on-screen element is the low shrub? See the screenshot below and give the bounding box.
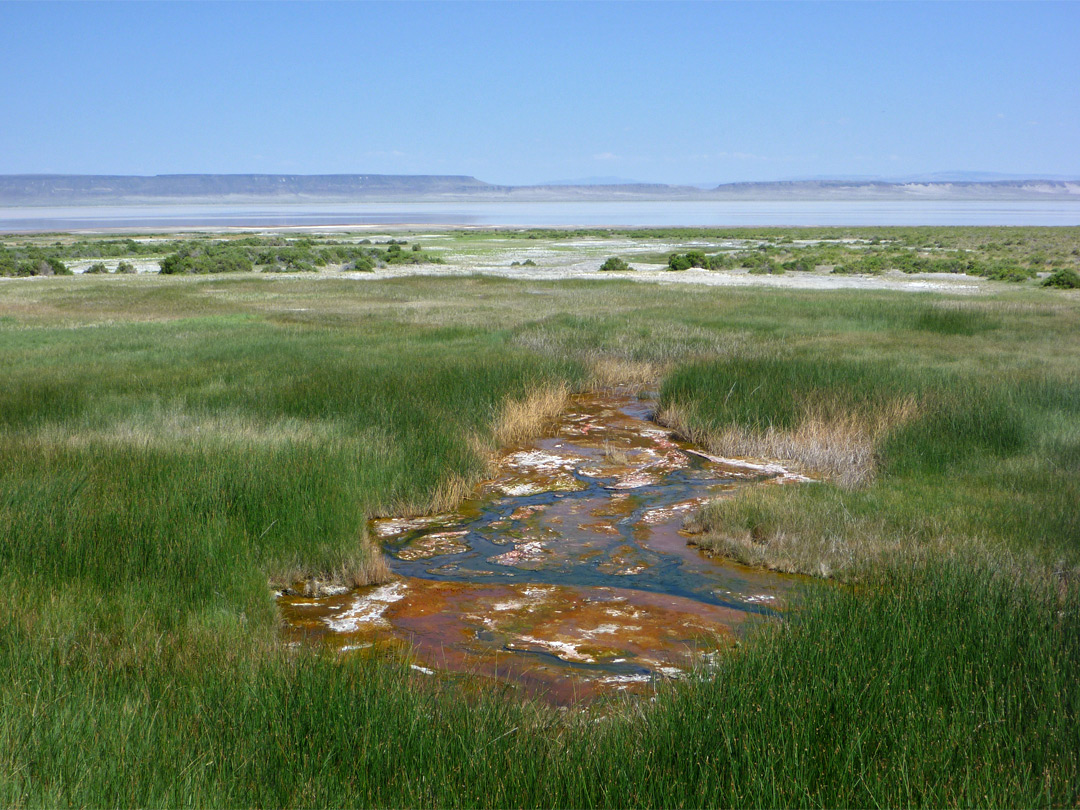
[1042,267,1080,289]
[599,256,632,272]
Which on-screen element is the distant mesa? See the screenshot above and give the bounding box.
[1,173,1078,205]
[0,174,495,205]
[701,179,1080,200]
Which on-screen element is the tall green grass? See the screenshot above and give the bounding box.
[2,562,1075,807]
[0,312,583,618]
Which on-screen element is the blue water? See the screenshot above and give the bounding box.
[3,200,1080,231]
[375,390,800,619]
[382,465,778,616]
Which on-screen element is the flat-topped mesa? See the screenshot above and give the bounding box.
[0,173,496,204]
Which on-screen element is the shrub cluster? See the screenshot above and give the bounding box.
[1041,267,1080,289]
[155,237,443,275]
[831,249,1036,281]
[667,250,785,272]
[667,251,715,271]
[159,244,254,275]
[381,243,439,266]
[82,260,137,275]
[598,256,632,272]
[0,251,71,277]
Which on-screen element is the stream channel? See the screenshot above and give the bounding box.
[277,390,809,704]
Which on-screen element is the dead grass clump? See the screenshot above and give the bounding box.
[602,440,631,466]
[587,356,661,390]
[346,544,394,587]
[658,396,917,488]
[493,383,570,446]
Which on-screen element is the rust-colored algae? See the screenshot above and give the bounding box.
[280,577,748,704]
[395,530,470,561]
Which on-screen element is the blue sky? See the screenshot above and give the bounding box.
[1,1,1077,185]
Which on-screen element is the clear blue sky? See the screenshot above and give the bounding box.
[2,1,1077,185]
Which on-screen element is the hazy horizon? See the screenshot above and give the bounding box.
[3,171,1080,188]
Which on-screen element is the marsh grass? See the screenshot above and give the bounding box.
[2,560,1075,807]
[2,249,1079,807]
[0,305,584,606]
[664,356,1080,578]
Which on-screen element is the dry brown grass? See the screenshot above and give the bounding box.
[346,543,394,587]
[602,440,631,466]
[424,473,477,514]
[493,383,571,446]
[658,396,917,488]
[586,356,662,390]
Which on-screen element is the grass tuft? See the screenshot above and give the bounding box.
[493,383,571,447]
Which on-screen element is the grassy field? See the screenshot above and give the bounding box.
[1,228,1078,806]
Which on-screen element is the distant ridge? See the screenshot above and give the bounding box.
[0,174,495,205]
[704,179,1080,200]
[1,174,1078,205]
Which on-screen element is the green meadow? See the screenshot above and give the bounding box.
[1,227,1078,807]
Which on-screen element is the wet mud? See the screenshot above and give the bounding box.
[279,390,808,704]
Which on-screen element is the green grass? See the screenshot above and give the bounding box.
[1,234,1079,807]
[2,561,1075,807]
[0,312,582,604]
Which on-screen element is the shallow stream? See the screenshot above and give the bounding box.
[278,390,808,704]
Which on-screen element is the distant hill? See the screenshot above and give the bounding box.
[1,174,1078,205]
[703,180,1080,200]
[0,174,495,205]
